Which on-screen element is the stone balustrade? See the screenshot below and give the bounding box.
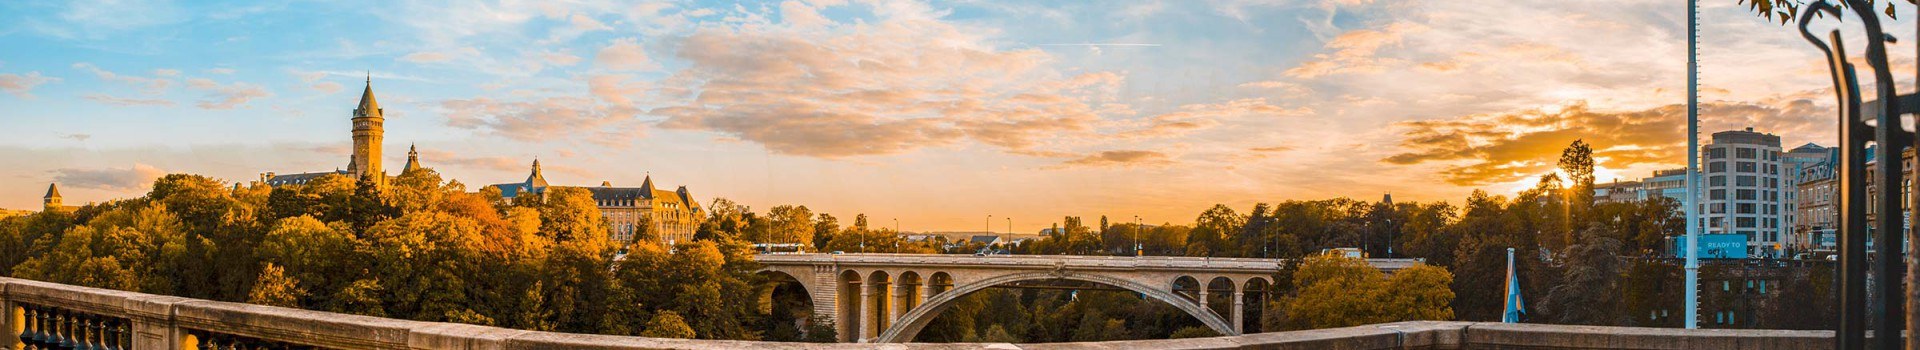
[2,276,1833,349]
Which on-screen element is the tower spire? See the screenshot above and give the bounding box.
[43,183,62,211]
[402,143,422,173]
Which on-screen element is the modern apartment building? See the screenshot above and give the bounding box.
[1699,128,1787,257]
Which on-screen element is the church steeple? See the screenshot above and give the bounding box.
[525,159,548,189]
[43,183,62,211]
[402,144,421,173]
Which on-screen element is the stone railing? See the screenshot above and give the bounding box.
[2,277,1831,349]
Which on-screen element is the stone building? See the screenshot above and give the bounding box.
[41,183,78,213]
[261,79,418,187]
[1795,157,1837,254]
[487,161,704,246]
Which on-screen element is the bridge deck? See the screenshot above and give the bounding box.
[754,253,1421,273]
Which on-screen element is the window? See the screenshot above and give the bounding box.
[1711,176,1726,186]
[1737,217,1756,228]
[1711,162,1728,172]
[1710,148,1728,159]
[1737,203,1755,214]
[1737,189,1756,200]
[1738,148,1756,159]
[1712,189,1726,200]
[1737,176,1756,186]
[1738,162,1757,172]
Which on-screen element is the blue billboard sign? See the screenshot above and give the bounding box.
[1669,234,1748,259]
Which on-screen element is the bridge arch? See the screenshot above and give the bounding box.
[873,271,1236,343]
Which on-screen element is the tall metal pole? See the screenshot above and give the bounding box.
[1683,0,1701,330]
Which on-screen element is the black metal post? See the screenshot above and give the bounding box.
[1850,0,1910,346]
[1829,28,1871,350]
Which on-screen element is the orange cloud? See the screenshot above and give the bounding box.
[1057,150,1173,168]
[1385,97,1829,186]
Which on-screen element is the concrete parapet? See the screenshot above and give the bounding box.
[0,277,1845,349]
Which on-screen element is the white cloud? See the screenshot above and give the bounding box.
[185,78,272,110]
[595,38,659,71]
[71,62,171,94]
[0,72,59,98]
[83,94,174,107]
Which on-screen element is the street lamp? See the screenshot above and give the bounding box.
[1134,215,1143,256]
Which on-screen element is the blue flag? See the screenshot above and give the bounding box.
[1503,248,1524,323]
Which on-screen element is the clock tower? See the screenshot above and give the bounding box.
[350,78,384,182]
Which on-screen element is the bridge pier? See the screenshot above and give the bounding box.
[858,282,874,342]
[1232,291,1245,334]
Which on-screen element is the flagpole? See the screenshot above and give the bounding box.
[1505,247,1517,323]
[1683,0,1702,330]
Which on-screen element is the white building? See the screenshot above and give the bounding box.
[1699,128,1787,257]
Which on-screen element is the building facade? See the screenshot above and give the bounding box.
[1795,158,1837,254]
[1699,128,1787,257]
[1774,143,1835,253]
[488,161,704,246]
[1594,180,1645,204]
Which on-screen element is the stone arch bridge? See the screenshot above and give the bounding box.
[753,253,1420,343]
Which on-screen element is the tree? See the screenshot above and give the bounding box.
[1274,255,1453,330]
[812,213,839,251]
[1740,0,1906,25]
[256,216,362,309]
[247,263,304,307]
[642,311,697,339]
[1187,204,1243,256]
[1539,226,1624,325]
[1559,140,1595,224]
[762,205,814,245]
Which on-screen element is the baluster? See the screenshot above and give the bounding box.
[64,310,80,349]
[76,314,92,350]
[20,306,37,344]
[52,310,69,348]
[104,318,123,350]
[27,306,42,344]
[87,315,104,350]
[35,306,49,345]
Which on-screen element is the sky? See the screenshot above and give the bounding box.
[0,0,1901,232]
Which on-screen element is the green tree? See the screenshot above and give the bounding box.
[642,311,698,339]
[1558,140,1595,224]
[1275,255,1453,330]
[1540,226,1625,326]
[1186,204,1243,257]
[811,213,839,251]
